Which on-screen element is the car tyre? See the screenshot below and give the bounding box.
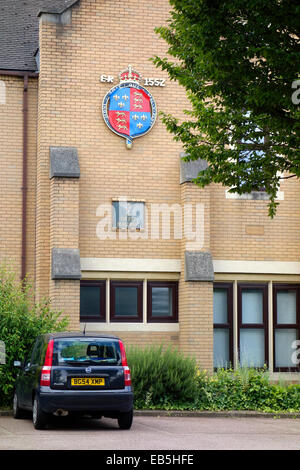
[12,390,26,419]
[118,409,133,430]
[32,395,48,430]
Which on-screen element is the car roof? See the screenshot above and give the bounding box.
[44,332,121,341]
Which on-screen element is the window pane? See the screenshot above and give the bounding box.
[53,339,122,366]
[277,290,297,324]
[152,287,172,317]
[240,329,265,367]
[115,286,138,317]
[80,286,100,317]
[114,201,128,229]
[242,290,263,324]
[214,329,230,368]
[112,201,119,228]
[275,329,298,368]
[213,289,228,324]
[128,202,144,230]
[112,201,144,229]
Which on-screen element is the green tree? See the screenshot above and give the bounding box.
[153,0,300,216]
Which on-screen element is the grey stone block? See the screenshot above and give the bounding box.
[38,1,79,25]
[52,248,81,280]
[50,147,80,179]
[180,152,208,184]
[184,250,214,282]
[39,10,72,25]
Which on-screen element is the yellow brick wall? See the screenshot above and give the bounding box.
[50,279,80,331]
[50,178,79,249]
[0,76,37,282]
[26,79,38,281]
[211,178,300,261]
[179,279,213,370]
[35,0,186,297]
[35,0,200,362]
[179,181,213,370]
[49,176,80,330]
[95,332,179,350]
[2,0,300,372]
[34,0,300,371]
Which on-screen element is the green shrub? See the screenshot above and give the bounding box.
[126,346,300,412]
[196,367,300,412]
[0,266,69,406]
[127,344,198,409]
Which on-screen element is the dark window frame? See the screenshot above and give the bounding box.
[147,281,178,323]
[238,283,269,368]
[80,280,106,323]
[213,283,234,369]
[110,280,143,323]
[273,284,300,372]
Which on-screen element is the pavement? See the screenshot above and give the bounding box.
[1,411,300,450]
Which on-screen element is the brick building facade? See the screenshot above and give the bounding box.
[1,0,299,379]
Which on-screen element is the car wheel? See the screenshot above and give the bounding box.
[12,391,26,419]
[32,395,48,430]
[117,409,133,430]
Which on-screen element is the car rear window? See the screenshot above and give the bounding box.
[52,338,122,366]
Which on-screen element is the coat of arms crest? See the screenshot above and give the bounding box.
[102,65,157,148]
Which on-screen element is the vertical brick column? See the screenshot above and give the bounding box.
[49,147,81,330]
[179,155,214,371]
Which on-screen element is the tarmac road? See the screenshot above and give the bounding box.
[0,414,300,450]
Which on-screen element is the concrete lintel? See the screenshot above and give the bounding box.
[38,0,79,24]
[52,248,81,280]
[50,146,80,179]
[180,152,208,184]
[39,10,72,25]
[185,250,214,282]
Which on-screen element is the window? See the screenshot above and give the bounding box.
[147,281,178,322]
[227,111,268,196]
[238,284,268,368]
[110,281,143,322]
[80,281,106,322]
[213,282,300,372]
[52,338,122,366]
[213,283,233,368]
[112,201,145,230]
[30,336,44,366]
[273,285,300,372]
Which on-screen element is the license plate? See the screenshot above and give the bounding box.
[71,377,105,386]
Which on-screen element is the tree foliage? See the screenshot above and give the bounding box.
[153,0,300,216]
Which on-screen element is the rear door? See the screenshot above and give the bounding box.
[20,336,44,408]
[51,337,125,391]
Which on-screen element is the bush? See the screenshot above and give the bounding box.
[127,344,198,409]
[0,266,69,407]
[196,367,300,412]
[126,345,300,412]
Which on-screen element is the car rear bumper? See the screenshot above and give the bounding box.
[39,388,133,414]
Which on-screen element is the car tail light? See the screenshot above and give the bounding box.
[40,339,54,386]
[119,340,131,386]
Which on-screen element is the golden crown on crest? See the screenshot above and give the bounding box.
[119,65,141,84]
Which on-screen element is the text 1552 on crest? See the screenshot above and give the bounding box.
[101,75,166,87]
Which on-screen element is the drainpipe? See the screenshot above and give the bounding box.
[0,70,38,281]
[21,74,29,282]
